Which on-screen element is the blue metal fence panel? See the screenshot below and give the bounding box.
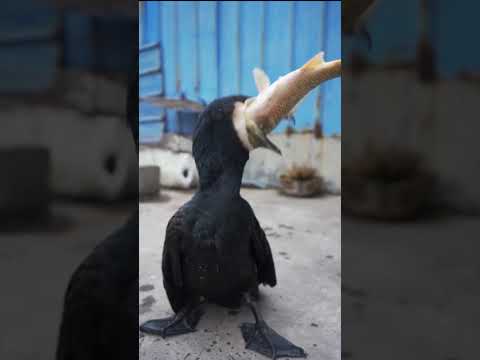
[158,1,179,133]
[139,44,162,74]
[139,1,341,138]
[432,0,480,77]
[289,1,326,134]
[64,14,94,69]
[347,0,480,78]
[322,1,341,136]
[198,1,219,101]
[139,42,165,143]
[139,43,163,98]
[0,1,59,92]
[0,2,136,92]
[0,43,59,93]
[64,15,136,72]
[361,0,420,64]
[239,1,263,97]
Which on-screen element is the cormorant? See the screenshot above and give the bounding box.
[56,57,139,359]
[56,213,138,360]
[140,52,341,359]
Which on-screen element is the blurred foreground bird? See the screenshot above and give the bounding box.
[56,62,138,360]
[140,52,341,359]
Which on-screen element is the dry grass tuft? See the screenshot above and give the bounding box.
[280,165,318,182]
[279,165,325,198]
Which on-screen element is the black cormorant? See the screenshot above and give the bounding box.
[140,96,306,359]
[140,52,341,359]
[56,58,139,360]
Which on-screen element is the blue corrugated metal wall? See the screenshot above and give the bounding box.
[0,0,136,93]
[64,15,136,72]
[0,1,60,92]
[139,1,341,142]
[346,0,480,77]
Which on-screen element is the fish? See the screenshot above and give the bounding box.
[252,67,302,125]
[235,52,341,154]
[252,67,271,93]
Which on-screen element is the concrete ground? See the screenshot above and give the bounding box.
[139,189,341,360]
[342,213,480,360]
[0,201,133,360]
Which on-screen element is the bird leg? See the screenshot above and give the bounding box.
[240,295,307,359]
[140,302,204,339]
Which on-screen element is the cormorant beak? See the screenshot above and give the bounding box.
[233,99,282,156]
[246,122,282,155]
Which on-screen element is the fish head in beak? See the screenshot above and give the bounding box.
[232,98,282,155]
[233,52,341,155]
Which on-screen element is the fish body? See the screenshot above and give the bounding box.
[252,67,300,124]
[246,52,341,134]
[232,52,341,155]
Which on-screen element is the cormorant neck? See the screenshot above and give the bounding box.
[199,164,244,195]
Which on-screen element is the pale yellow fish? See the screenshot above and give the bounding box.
[252,67,302,120]
[246,52,341,134]
[252,67,271,93]
[233,52,341,155]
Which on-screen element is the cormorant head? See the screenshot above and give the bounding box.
[192,96,250,189]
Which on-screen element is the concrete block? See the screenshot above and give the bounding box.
[0,147,50,217]
[156,133,193,153]
[0,105,136,201]
[139,134,341,193]
[139,148,198,189]
[139,166,160,198]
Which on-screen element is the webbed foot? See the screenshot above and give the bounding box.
[140,306,203,338]
[240,321,307,359]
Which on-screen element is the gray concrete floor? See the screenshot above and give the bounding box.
[139,189,341,360]
[0,201,133,360]
[342,214,480,360]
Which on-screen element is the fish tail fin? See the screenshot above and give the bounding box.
[253,67,271,93]
[302,51,325,71]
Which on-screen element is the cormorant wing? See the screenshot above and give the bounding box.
[162,210,187,313]
[56,214,138,360]
[251,215,277,287]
